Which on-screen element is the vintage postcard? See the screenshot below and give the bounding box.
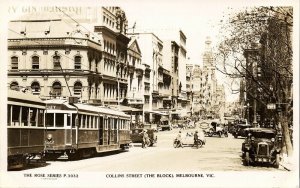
[0,0,299,187]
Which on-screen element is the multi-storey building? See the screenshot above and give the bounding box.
[126,37,144,123]
[200,37,218,117]
[186,63,194,116]
[161,40,179,119]
[190,64,202,116]
[159,30,189,118]
[8,7,130,106]
[127,32,169,124]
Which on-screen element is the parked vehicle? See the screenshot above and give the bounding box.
[241,128,282,168]
[7,90,46,170]
[233,124,253,138]
[159,117,172,131]
[204,122,228,137]
[44,98,131,160]
[130,128,157,147]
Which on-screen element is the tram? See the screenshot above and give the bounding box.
[44,97,131,160]
[7,90,46,170]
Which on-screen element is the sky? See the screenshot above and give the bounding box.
[121,1,242,102]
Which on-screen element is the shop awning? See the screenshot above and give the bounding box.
[144,110,168,116]
[111,105,142,113]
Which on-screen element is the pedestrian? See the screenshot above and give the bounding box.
[193,130,199,147]
[176,131,184,148]
[141,129,149,148]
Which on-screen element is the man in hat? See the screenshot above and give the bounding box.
[193,130,199,147]
[175,130,184,148]
[142,129,149,148]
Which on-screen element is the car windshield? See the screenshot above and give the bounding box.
[251,132,275,139]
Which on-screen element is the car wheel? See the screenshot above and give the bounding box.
[234,134,238,138]
[274,154,280,168]
[243,152,250,166]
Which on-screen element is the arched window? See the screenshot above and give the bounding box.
[74,82,82,96]
[53,55,61,70]
[52,82,62,96]
[32,56,39,69]
[31,82,40,95]
[74,56,81,70]
[11,56,18,70]
[10,82,19,90]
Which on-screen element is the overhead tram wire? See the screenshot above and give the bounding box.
[8,27,99,97]
[55,6,103,43]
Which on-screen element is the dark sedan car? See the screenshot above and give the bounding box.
[233,124,253,138]
[241,128,282,168]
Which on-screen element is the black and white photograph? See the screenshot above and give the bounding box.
[0,0,299,187]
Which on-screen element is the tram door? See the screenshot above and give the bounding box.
[65,113,72,145]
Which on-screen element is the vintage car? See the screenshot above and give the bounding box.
[159,117,172,131]
[130,128,157,147]
[241,128,282,168]
[204,122,228,137]
[233,124,253,138]
[173,131,206,149]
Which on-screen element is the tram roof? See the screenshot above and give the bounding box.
[75,103,130,118]
[8,90,46,107]
[44,99,130,118]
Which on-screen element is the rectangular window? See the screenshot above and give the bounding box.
[32,56,39,69]
[7,105,11,126]
[74,56,81,70]
[71,114,76,128]
[53,56,61,70]
[30,108,37,126]
[21,107,29,126]
[87,115,90,128]
[67,114,71,126]
[46,113,54,127]
[38,109,44,127]
[55,113,64,127]
[82,115,86,128]
[11,57,18,70]
[91,116,94,129]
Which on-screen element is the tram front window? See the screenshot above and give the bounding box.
[56,113,64,127]
[46,113,54,127]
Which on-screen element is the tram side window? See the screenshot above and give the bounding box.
[7,105,11,126]
[56,113,64,127]
[82,115,86,128]
[46,113,54,127]
[30,108,37,126]
[91,116,94,129]
[71,114,76,128]
[12,105,21,126]
[67,114,71,126]
[114,118,117,130]
[78,114,82,127]
[38,109,44,127]
[120,119,123,130]
[21,107,29,126]
[87,115,90,128]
